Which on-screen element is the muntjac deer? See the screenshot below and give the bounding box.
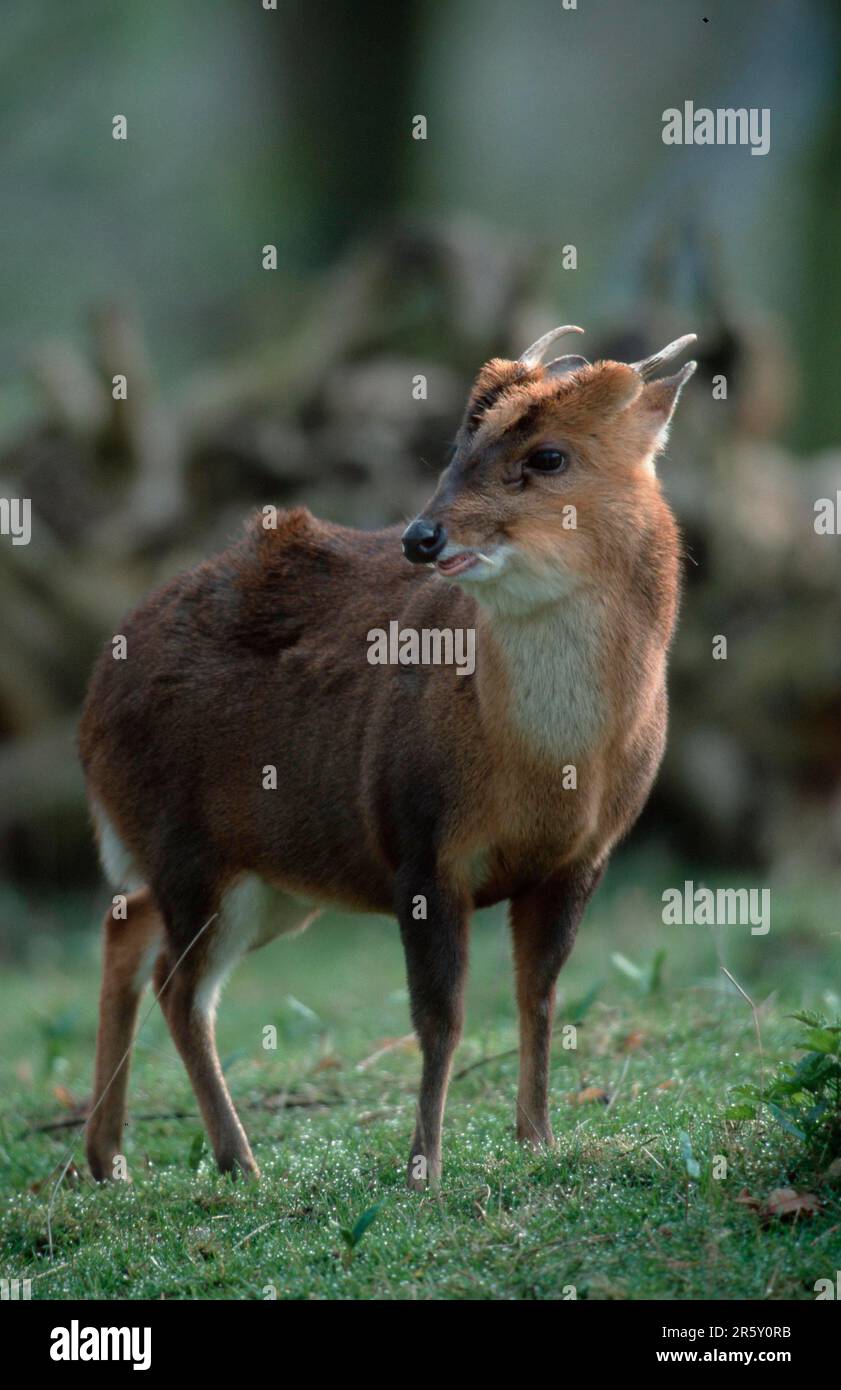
[80,327,696,1189]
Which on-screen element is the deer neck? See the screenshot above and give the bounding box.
[475,588,608,763]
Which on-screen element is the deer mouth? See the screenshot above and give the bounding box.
[436,552,481,576]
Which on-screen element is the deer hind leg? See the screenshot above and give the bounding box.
[153,909,259,1178]
[86,888,164,1181]
[154,951,259,1178]
[151,875,315,1179]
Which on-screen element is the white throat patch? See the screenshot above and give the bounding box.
[487,596,605,759]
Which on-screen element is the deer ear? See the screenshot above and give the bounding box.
[543,353,590,380]
[637,359,696,456]
[569,362,644,419]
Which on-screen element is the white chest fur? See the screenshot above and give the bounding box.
[485,598,605,760]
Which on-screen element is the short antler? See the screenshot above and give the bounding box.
[518,325,585,368]
[630,334,697,380]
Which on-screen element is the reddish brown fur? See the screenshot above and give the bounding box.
[79,337,692,1187]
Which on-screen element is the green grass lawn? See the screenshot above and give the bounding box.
[1,851,839,1301]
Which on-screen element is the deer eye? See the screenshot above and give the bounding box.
[527,447,567,473]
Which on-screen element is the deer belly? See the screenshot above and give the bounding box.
[220,874,320,953]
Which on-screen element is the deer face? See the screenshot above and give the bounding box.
[402,328,696,615]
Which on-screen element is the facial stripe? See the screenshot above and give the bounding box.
[463,363,531,435]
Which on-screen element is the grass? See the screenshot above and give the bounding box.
[1,850,839,1301]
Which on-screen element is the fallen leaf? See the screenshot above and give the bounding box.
[656,1079,676,1091]
[621,1030,645,1052]
[762,1188,820,1222]
[574,1086,610,1105]
[312,1055,342,1074]
[53,1084,77,1108]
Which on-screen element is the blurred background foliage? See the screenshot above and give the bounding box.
[1,0,841,921]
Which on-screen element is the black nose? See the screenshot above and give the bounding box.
[402,518,447,564]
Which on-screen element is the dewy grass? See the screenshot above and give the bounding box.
[1,856,839,1301]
